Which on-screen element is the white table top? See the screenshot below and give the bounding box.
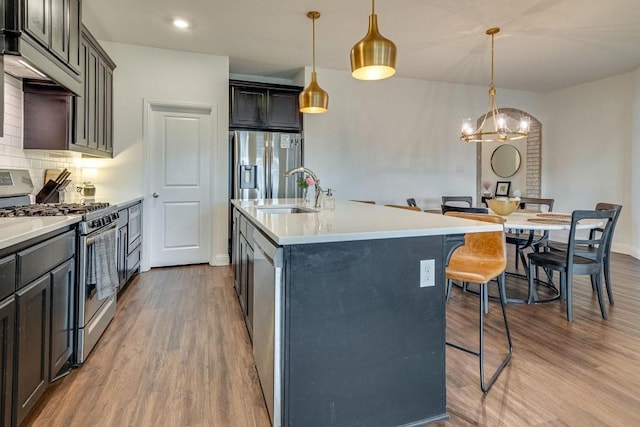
[233,199,503,245]
[501,211,603,231]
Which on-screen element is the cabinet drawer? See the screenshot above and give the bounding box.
[0,255,16,301]
[17,230,75,289]
[126,245,141,279]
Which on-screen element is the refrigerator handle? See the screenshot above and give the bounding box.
[265,137,272,199]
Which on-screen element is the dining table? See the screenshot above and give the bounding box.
[496,210,605,304]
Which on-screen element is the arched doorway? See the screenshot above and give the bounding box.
[475,108,542,203]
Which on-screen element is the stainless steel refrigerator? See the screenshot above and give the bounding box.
[230,130,304,200]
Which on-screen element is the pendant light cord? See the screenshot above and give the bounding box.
[312,15,316,72]
[372,0,375,14]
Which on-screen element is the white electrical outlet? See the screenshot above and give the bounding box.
[420,259,435,287]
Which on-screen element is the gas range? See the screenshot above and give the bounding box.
[0,202,110,218]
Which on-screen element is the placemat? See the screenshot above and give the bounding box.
[537,213,572,220]
[528,218,571,225]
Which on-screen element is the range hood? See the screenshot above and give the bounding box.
[1,1,83,96]
[4,55,52,81]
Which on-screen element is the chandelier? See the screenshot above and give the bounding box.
[461,28,530,143]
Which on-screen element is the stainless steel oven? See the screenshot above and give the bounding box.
[75,206,120,365]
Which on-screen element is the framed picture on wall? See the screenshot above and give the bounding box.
[495,181,511,197]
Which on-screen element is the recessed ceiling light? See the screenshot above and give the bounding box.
[172,17,190,29]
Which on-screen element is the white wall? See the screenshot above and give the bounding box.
[544,73,633,254]
[97,42,229,268]
[632,68,640,259]
[301,67,545,209]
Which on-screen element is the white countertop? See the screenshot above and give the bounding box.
[232,199,503,245]
[0,216,81,250]
[0,197,143,251]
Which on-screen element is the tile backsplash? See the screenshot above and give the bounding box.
[0,74,83,196]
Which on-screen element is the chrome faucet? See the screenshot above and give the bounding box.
[285,167,324,208]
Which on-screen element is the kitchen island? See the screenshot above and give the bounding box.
[231,199,501,427]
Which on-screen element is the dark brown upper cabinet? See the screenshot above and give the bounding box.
[1,0,82,95]
[22,26,116,158]
[230,80,303,132]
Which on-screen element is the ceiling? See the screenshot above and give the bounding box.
[82,0,640,93]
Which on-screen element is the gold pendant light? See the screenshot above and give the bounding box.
[460,28,530,142]
[299,11,328,114]
[350,0,397,81]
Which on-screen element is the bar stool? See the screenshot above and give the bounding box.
[444,212,513,393]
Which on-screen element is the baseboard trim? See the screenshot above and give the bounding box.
[211,254,230,266]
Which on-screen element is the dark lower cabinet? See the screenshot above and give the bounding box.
[15,275,50,426]
[117,222,128,286]
[232,209,255,338]
[116,201,143,292]
[0,296,15,427]
[49,259,74,382]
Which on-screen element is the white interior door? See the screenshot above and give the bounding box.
[147,102,214,267]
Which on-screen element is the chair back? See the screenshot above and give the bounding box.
[518,197,554,212]
[445,212,507,266]
[442,196,473,207]
[566,209,616,268]
[385,204,421,211]
[441,205,488,214]
[593,203,622,253]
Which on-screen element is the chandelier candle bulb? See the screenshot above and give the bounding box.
[519,117,531,133]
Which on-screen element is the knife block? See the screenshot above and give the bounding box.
[35,179,61,204]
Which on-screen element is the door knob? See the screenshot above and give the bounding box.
[153,192,160,198]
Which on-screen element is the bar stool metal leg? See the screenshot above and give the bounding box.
[446,273,513,393]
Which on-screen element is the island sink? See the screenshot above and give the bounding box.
[256,206,318,214]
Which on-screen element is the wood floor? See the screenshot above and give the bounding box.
[24,251,640,426]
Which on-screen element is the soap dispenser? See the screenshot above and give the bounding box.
[323,188,335,210]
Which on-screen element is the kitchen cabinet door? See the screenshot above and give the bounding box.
[0,296,15,427]
[97,58,107,152]
[117,225,128,286]
[49,258,74,381]
[15,275,50,426]
[23,0,51,48]
[231,86,268,129]
[87,48,99,150]
[50,0,69,63]
[74,36,89,147]
[268,90,302,130]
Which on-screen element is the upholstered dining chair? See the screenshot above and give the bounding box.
[441,196,473,208]
[444,212,512,393]
[507,197,555,271]
[527,209,616,322]
[547,203,622,304]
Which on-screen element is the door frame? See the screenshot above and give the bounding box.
[142,99,217,270]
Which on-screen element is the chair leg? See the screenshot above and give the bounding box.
[446,280,513,393]
[478,279,512,393]
[603,256,614,304]
[446,279,453,301]
[527,260,537,304]
[594,273,608,319]
[566,272,573,322]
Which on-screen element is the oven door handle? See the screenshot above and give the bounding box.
[86,223,117,245]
